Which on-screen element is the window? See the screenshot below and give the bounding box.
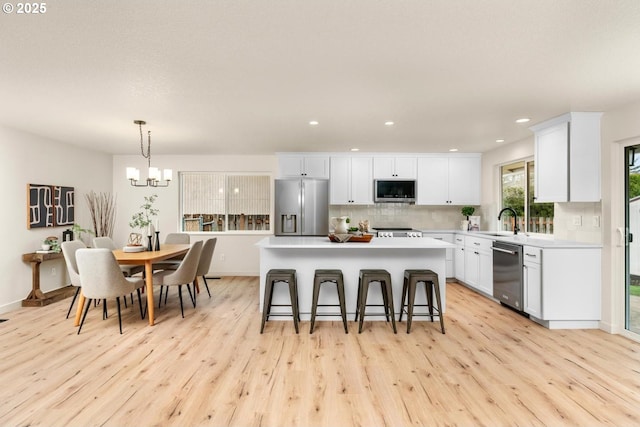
[501,160,554,234]
[180,172,271,232]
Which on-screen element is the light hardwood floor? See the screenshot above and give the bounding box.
[1,277,640,427]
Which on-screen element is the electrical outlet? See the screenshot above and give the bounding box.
[220,253,225,261]
[573,216,582,226]
[593,216,600,227]
[51,267,56,276]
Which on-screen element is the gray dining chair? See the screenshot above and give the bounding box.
[153,241,202,318]
[75,248,145,334]
[195,238,217,298]
[93,236,145,277]
[153,232,191,271]
[61,240,86,319]
[165,233,190,244]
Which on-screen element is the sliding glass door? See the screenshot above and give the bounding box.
[625,144,640,334]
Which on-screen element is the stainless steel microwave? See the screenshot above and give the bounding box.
[374,180,416,203]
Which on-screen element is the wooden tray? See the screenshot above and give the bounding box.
[328,233,373,243]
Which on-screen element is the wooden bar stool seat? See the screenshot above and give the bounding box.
[260,269,300,334]
[399,269,445,334]
[310,269,348,334]
[355,269,397,334]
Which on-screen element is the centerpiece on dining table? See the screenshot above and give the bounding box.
[128,194,159,251]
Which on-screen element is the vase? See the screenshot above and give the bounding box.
[461,220,469,231]
[331,216,349,234]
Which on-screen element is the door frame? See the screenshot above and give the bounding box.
[612,137,640,341]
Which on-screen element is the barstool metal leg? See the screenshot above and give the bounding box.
[310,276,322,334]
[432,279,445,334]
[385,279,397,334]
[358,280,368,333]
[337,280,349,334]
[288,279,299,334]
[407,277,418,333]
[426,281,435,322]
[354,275,362,322]
[399,276,408,322]
[260,278,274,334]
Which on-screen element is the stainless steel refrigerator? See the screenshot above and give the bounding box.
[275,178,329,236]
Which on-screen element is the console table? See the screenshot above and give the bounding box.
[21,252,76,307]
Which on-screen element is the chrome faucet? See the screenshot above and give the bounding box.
[498,207,519,235]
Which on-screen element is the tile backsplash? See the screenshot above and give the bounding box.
[329,202,602,244]
[329,204,474,231]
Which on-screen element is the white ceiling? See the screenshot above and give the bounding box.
[1,0,640,156]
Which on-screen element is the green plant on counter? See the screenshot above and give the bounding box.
[461,206,475,219]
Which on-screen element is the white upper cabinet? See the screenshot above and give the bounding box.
[330,156,373,205]
[530,112,602,202]
[373,156,417,179]
[278,154,329,178]
[416,154,481,205]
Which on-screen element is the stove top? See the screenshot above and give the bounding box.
[373,227,423,237]
[373,227,413,231]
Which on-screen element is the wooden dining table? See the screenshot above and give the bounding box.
[73,243,191,327]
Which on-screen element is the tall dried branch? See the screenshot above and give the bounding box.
[85,191,116,238]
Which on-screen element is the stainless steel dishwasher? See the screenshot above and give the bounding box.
[492,241,526,314]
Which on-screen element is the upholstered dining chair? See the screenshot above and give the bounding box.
[61,240,86,319]
[75,248,145,334]
[165,233,190,244]
[93,236,145,277]
[93,236,144,308]
[194,238,217,298]
[153,240,202,318]
[152,232,191,272]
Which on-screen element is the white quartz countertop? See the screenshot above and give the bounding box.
[420,230,601,249]
[257,236,454,249]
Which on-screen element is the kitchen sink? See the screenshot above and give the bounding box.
[475,232,529,243]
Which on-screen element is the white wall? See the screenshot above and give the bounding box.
[112,154,278,277]
[0,126,112,313]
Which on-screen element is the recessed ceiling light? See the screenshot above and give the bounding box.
[309,120,319,126]
[350,148,360,152]
[384,121,394,126]
[515,118,530,124]
[449,148,458,152]
[496,139,505,143]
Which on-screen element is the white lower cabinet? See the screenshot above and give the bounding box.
[524,245,600,329]
[523,246,542,318]
[463,236,493,295]
[454,235,465,281]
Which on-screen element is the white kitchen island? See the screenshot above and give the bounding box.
[256,236,454,321]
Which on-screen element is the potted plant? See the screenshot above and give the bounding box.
[70,223,94,243]
[129,194,158,247]
[43,236,60,252]
[461,206,475,231]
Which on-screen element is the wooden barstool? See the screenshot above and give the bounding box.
[310,269,348,334]
[355,269,397,334]
[399,269,445,334]
[260,269,300,334]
